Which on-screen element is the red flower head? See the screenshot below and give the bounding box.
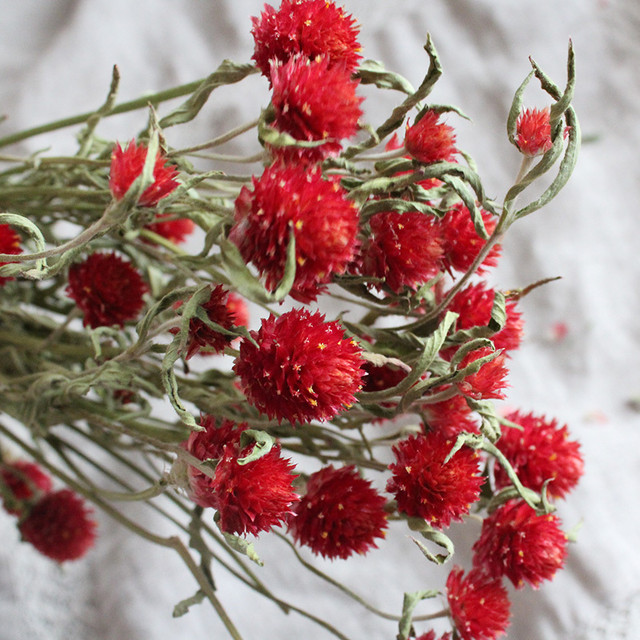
[439,203,501,274]
[361,211,442,293]
[226,293,249,329]
[416,632,452,640]
[494,410,584,500]
[269,55,363,162]
[185,416,298,536]
[0,223,22,286]
[175,285,241,360]
[230,163,360,303]
[386,431,483,528]
[289,464,388,559]
[456,346,509,400]
[19,489,97,563]
[445,283,524,354]
[1,460,53,516]
[66,252,147,328]
[405,110,458,164]
[361,361,407,393]
[422,393,480,439]
[472,500,568,589]
[446,566,511,640]
[233,308,364,425]
[109,140,179,207]
[515,107,553,157]
[251,0,361,77]
[145,214,195,244]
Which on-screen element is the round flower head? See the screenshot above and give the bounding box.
[230,163,360,303]
[472,500,568,589]
[0,223,22,286]
[386,431,483,528]
[109,140,179,207]
[361,360,407,393]
[515,107,553,157]
[1,460,53,516]
[66,252,147,328]
[225,293,249,329]
[456,346,509,400]
[145,214,195,245]
[289,464,388,559]
[439,203,501,274]
[405,110,458,164]
[174,285,240,360]
[251,0,361,77]
[361,211,442,293]
[19,489,97,563]
[233,308,364,425]
[446,566,511,640]
[269,55,363,162]
[494,410,584,500]
[185,416,298,536]
[445,282,524,354]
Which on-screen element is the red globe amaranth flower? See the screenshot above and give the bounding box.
[494,410,584,500]
[289,465,387,559]
[109,140,179,207]
[361,211,442,293]
[516,107,553,157]
[422,393,480,439]
[19,489,97,563]
[233,308,364,425]
[230,164,359,302]
[1,461,53,516]
[0,223,22,286]
[251,0,361,78]
[445,283,524,354]
[269,55,363,162]
[456,346,509,400]
[66,252,147,328]
[386,431,483,528]
[439,203,501,274]
[472,500,568,589]
[405,111,458,164]
[185,416,298,536]
[145,214,195,244]
[446,566,511,640]
[174,285,240,360]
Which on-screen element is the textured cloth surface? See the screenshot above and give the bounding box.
[1,1,639,638]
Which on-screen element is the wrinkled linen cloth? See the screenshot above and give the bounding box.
[1,1,639,638]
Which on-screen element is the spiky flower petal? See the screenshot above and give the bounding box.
[472,500,568,589]
[494,410,584,499]
[145,214,195,244]
[386,431,483,528]
[230,163,359,302]
[109,140,179,207]
[289,465,387,559]
[446,566,511,640]
[66,252,147,328]
[251,0,361,77]
[361,211,442,293]
[439,203,501,274]
[515,107,552,157]
[269,55,363,162]
[19,489,96,563]
[185,416,298,536]
[456,346,509,400]
[233,308,364,425]
[405,111,458,164]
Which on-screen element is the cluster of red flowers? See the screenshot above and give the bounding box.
[1,459,96,562]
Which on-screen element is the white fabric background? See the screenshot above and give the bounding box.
[1,1,639,638]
